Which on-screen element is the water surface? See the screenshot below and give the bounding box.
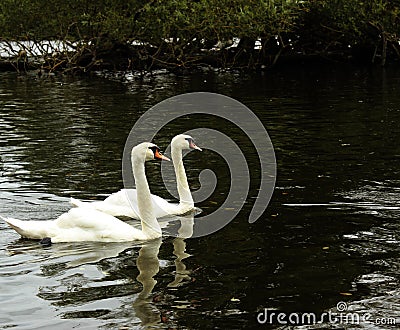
[0,66,400,329]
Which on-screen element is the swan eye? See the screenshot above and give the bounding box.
[185,137,202,151]
[148,145,170,161]
[148,145,159,156]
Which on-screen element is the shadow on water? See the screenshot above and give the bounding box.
[0,65,400,329]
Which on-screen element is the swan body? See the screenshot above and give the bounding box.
[70,134,201,219]
[1,143,167,243]
[1,208,149,243]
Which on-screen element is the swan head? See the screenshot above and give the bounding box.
[132,142,171,162]
[172,134,202,151]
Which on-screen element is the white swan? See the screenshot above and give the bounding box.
[0,143,170,243]
[70,134,201,219]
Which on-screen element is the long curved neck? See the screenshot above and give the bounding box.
[132,157,162,239]
[172,147,193,207]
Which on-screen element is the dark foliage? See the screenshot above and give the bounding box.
[0,0,399,73]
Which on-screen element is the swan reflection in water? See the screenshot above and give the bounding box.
[5,213,195,327]
[134,214,194,326]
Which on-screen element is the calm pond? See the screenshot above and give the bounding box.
[0,65,399,329]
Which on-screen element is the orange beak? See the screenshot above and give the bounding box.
[155,149,171,161]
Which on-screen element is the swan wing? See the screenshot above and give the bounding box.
[70,190,139,218]
[152,195,180,217]
[70,189,184,219]
[54,208,147,242]
[53,208,146,242]
[123,190,179,218]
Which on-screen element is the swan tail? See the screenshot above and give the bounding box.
[1,215,52,240]
[70,197,89,208]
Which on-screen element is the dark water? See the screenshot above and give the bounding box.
[0,66,400,329]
